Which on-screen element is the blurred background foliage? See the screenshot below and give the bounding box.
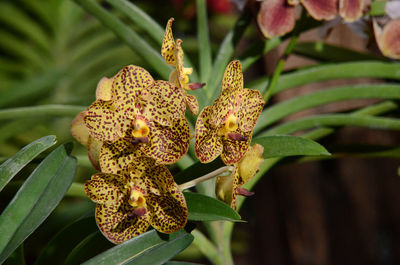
[1,0,400,264]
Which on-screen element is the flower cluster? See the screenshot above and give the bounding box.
[256,0,399,60]
[257,0,365,39]
[71,18,265,244]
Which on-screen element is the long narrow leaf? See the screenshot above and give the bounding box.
[0,135,56,191]
[260,114,400,136]
[255,84,400,133]
[293,42,388,62]
[0,144,77,263]
[247,61,400,96]
[196,0,212,82]
[81,229,193,265]
[98,0,199,81]
[74,0,170,79]
[35,217,97,265]
[123,231,194,265]
[207,11,251,100]
[0,105,85,121]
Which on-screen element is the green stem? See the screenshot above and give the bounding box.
[0,105,85,120]
[179,166,233,190]
[264,35,298,103]
[66,182,87,199]
[196,0,212,82]
[191,229,225,265]
[207,10,251,100]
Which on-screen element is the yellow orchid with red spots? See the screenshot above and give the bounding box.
[215,144,264,209]
[83,65,190,165]
[84,157,188,244]
[195,60,265,165]
[161,18,204,115]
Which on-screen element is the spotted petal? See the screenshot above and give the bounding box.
[112,65,154,114]
[185,94,199,115]
[100,138,145,175]
[130,161,188,233]
[143,118,190,164]
[161,18,176,66]
[96,203,150,244]
[220,129,252,165]
[84,173,127,207]
[257,0,296,39]
[96,77,113,101]
[221,60,243,93]
[301,0,338,20]
[236,88,265,132]
[339,0,364,22]
[87,136,102,171]
[84,100,126,142]
[143,80,186,126]
[209,88,238,128]
[195,107,223,163]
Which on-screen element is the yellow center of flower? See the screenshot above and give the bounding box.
[132,119,150,138]
[224,114,238,132]
[128,189,146,209]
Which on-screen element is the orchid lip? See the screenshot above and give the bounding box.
[237,187,254,197]
[227,132,248,141]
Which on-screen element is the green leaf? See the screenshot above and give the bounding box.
[4,244,25,265]
[207,11,251,101]
[64,232,113,265]
[369,1,386,16]
[196,0,212,82]
[252,135,330,158]
[104,0,164,45]
[293,42,388,62]
[255,84,400,134]
[123,231,194,265]
[35,216,98,265]
[0,144,77,263]
[81,229,194,265]
[0,71,62,108]
[164,261,201,265]
[184,192,242,222]
[73,0,171,80]
[0,135,56,191]
[260,114,400,136]
[0,105,85,121]
[246,61,400,96]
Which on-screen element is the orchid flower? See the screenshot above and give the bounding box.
[215,144,264,209]
[84,158,188,244]
[83,65,190,164]
[257,0,364,39]
[195,60,265,165]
